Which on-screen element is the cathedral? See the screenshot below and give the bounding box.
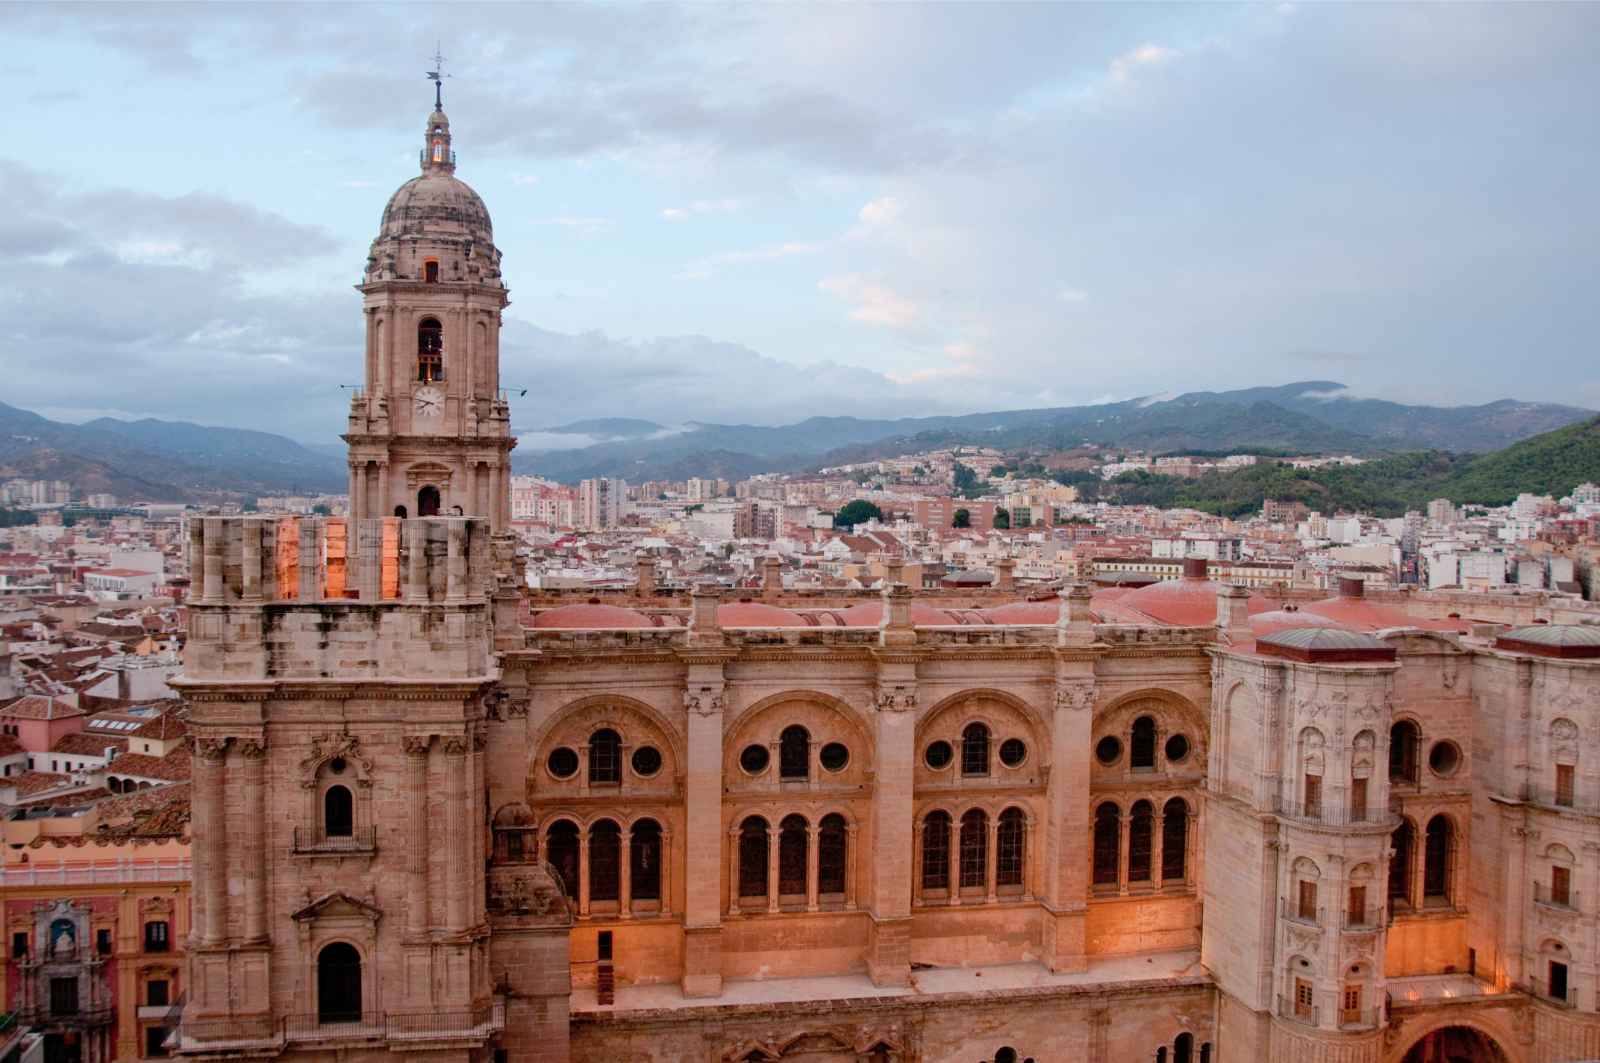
[169,96,1600,1063]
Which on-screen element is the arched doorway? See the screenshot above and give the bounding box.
[1399,1025,1509,1063]
[316,942,362,1023]
[417,485,441,517]
[393,505,407,519]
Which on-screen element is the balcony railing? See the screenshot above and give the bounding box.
[1338,1006,1382,1029]
[1280,899,1324,926]
[1277,995,1319,1027]
[291,827,377,855]
[1274,798,1393,827]
[1343,905,1385,930]
[1533,883,1580,912]
[0,859,191,887]
[178,1002,502,1052]
[16,1003,114,1027]
[1529,978,1575,1008]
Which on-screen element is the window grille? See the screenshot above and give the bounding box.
[922,812,951,891]
[959,809,988,889]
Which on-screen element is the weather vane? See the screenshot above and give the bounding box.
[426,43,451,109]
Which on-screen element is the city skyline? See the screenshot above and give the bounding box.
[7,3,1599,444]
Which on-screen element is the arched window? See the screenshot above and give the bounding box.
[997,807,1026,889]
[588,729,622,785]
[1174,1033,1193,1063]
[423,259,439,284]
[1389,720,1419,784]
[960,809,988,889]
[819,813,848,897]
[1131,716,1157,769]
[417,317,444,382]
[546,821,580,901]
[417,485,441,517]
[779,814,808,899]
[324,785,353,838]
[317,942,362,1024]
[922,811,951,892]
[962,722,990,776]
[1128,800,1154,882]
[631,819,662,902]
[1162,798,1188,881]
[589,819,621,903]
[1424,815,1453,902]
[1093,803,1120,886]
[779,725,810,780]
[1388,819,1414,907]
[739,816,769,899]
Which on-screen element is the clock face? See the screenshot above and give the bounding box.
[414,386,444,417]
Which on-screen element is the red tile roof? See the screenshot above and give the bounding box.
[0,695,85,721]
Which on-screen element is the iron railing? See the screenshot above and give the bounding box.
[291,827,377,854]
[1337,1005,1382,1028]
[283,1013,384,1043]
[1529,977,1575,1008]
[1280,899,1324,926]
[1273,797,1393,827]
[1277,995,1319,1027]
[1343,905,1385,930]
[1533,883,1580,911]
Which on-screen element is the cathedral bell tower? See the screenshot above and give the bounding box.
[343,89,515,530]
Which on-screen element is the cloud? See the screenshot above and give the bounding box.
[818,275,922,329]
[1109,42,1182,83]
[534,216,614,233]
[858,196,904,226]
[680,240,823,279]
[660,198,744,221]
[511,174,540,186]
[1058,287,1089,304]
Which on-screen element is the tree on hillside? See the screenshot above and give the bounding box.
[834,499,884,528]
[952,508,972,528]
[993,507,1011,529]
[990,464,1008,478]
[953,463,984,499]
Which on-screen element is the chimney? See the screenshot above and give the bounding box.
[688,583,722,647]
[761,555,783,601]
[1057,582,1095,647]
[635,554,656,598]
[1216,584,1251,637]
[1338,575,1365,599]
[1182,557,1209,581]
[880,582,916,647]
[994,557,1016,593]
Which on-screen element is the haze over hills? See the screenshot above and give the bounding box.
[0,400,346,502]
[0,381,1592,502]
[513,382,1594,483]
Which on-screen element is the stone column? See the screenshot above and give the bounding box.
[767,825,781,913]
[406,519,428,602]
[727,825,741,918]
[986,817,999,902]
[806,825,821,911]
[241,519,261,602]
[682,658,729,997]
[1025,817,1038,899]
[1044,667,1094,971]
[201,517,224,605]
[348,465,362,522]
[378,461,391,518]
[193,737,229,944]
[1118,811,1131,893]
[443,735,469,931]
[446,520,466,601]
[660,827,673,917]
[846,824,859,910]
[578,830,591,918]
[238,739,267,942]
[1152,812,1165,891]
[405,736,432,936]
[619,831,633,919]
[869,618,918,986]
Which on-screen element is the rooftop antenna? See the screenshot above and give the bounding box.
[426,43,451,109]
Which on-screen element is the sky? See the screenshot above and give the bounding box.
[4,2,1598,445]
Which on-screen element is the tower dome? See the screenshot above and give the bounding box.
[363,105,504,288]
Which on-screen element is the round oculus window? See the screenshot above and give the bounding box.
[328,757,346,775]
[1428,740,1461,777]
[998,738,1027,768]
[631,745,663,778]
[1095,736,1122,765]
[1164,734,1190,763]
[739,744,770,775]
[819,742,850,772]
[924,740,954,769]
[546,747,579,779]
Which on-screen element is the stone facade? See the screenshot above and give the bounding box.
[171,96,1600,1063]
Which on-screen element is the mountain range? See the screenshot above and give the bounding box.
[512,382,1594,483]
[0,382,1592,502]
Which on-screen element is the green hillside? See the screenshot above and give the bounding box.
[1092,415,1600,517]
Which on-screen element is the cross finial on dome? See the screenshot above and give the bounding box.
[426,43,450,110]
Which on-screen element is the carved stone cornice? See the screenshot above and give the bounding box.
[234,739,267,759]
[402,734,434,757]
